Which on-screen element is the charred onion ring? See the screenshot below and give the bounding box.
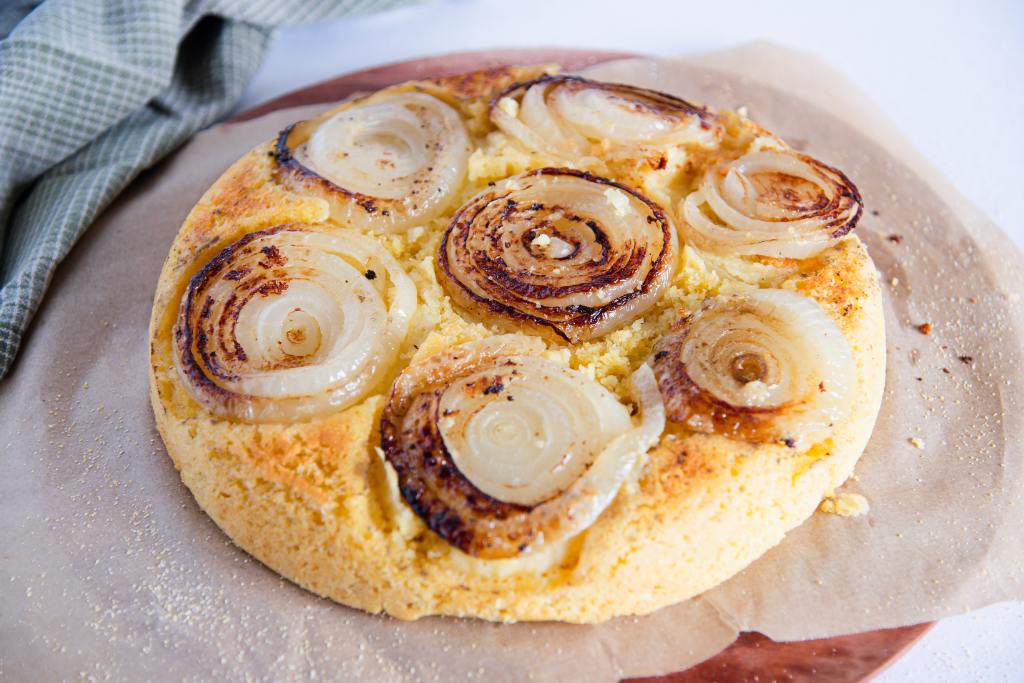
[275,92,471,232]
[651,289,854,449]
[680,149,862,258]
[174,224,416,422]
[490,75,722,157]
[380,335,665,558]
[437,168,678,343]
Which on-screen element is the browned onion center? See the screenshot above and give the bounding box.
[731,352,768,384]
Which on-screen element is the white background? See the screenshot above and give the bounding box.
[238,1,1024,679]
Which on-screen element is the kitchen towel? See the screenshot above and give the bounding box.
[0,0,418,378]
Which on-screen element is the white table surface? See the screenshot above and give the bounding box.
[237,1,1024,679]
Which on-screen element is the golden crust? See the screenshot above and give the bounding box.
[433,65,551,101]
[149,68,885,623]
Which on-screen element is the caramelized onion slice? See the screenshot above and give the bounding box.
[438,168,678,343]
[174,224,416,422]
[490,75,722,157]
[381,336,665,558]
[680,150,863,258]
[275,92,471,232]
[651,289,854,449]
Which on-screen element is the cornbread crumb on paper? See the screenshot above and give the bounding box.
[819,493,870,517]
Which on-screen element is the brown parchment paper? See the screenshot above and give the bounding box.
[1,43,1022,682]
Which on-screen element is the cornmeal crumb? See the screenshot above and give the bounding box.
[749,135,785,153]
[496,96,519,118]
[739,380,771,404]
[603,187,631,216]
[819,493,870,517]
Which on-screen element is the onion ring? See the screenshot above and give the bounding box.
[438,168,678,343]
[275,91,471,233]
[680,150,862,258]
[380,336,665,558]
[174,224,416,422]
[490,75,722,158]
[651,289,854,449]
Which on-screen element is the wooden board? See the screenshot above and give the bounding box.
[228,47,933,682]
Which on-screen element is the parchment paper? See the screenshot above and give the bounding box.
[1,43,1022,682]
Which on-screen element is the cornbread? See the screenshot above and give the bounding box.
[149,65,884,623]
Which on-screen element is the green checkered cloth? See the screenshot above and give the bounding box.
[0,0,416,378]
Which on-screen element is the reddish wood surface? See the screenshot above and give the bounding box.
[227,47,933,682]
[627,624,934,683]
